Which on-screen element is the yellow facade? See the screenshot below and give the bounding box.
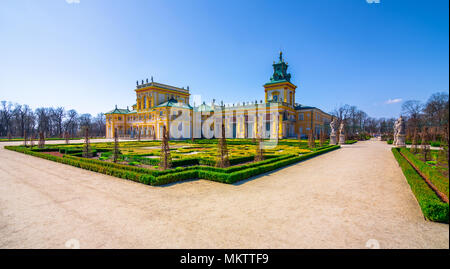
[106,53,332,140]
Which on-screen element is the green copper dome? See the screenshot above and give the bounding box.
[266,51,291,85]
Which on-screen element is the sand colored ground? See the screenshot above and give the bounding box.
[0,139,448,249]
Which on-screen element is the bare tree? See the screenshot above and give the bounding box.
[23,130,27,147]
[38,131,45,149]
[216,113,230,168]
[402,100,423,130]
[82,127,92,158]
[92,113,106,137]
[0,101,14,137]
[64,131,70,144]
[113,128,120,163]
[411,127,419,154]
[13,104,32,137]
[308,128,315,148]
[35,107,51,137]
[159,125,172,170]
[442,124,449,165]
[52,107,65,137]
[319,130,325,147]
[421,127,430,162]
[423,92,449,141]
[64,109,79,137]
[30,132,35,148]
[254,125,264,162]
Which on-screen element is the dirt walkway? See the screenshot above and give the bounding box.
[0,140,448,248]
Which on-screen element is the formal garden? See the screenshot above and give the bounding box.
[391,138,449,223]
[5,134,342,186]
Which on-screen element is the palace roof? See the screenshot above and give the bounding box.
[194,102,214,112]
[105,107,131,114]
[155,98,193,109]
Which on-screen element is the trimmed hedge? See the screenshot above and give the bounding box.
[392,148,449,223]
[5,144,340,187]
[387,140,443,147]
[129,154,280,168]
[0,137,82,142]
[399,148,448,198]
[5,145,156,185]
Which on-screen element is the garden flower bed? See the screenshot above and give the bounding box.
[5,140,340,187]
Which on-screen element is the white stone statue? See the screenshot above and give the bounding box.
[392,116,405,147]
[329,118,338,145]
[398,116,405,135]
[396,116,406,147]
[339,122,345,135]
[339,121,346,145]
[330,118,338,136]
[393,118,399,146]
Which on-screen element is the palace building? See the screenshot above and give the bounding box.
[105,52,332,139]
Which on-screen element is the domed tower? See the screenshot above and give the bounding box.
[263,51,297,107]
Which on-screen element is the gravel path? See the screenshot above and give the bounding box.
[0,140,448,249]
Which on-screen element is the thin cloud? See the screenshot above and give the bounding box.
[385,98,402,104]
[66,0,80,4]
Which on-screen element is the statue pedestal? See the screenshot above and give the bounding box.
[330,134,337,145]
[396,134,406,147]
[339,134,346,145]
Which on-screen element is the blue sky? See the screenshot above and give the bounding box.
[0,0,448,118]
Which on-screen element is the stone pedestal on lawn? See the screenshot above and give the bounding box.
[339,134,346,145]
[330,134,337,145]
[396,134,406,147]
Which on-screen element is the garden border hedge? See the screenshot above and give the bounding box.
[399,148,448,199]
[391,148,449,223]
[5,144,340,187]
